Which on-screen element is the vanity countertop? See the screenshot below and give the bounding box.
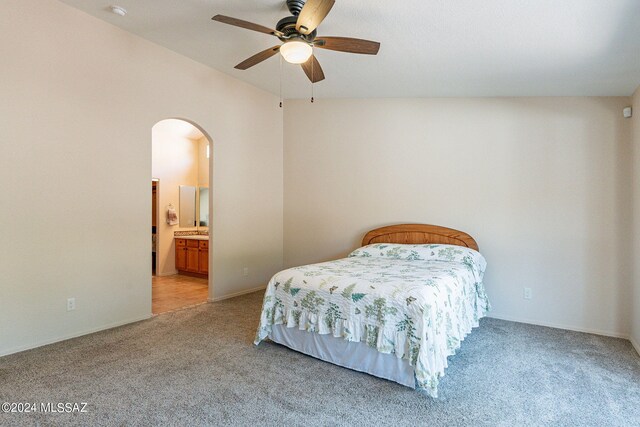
[175,235,209,241]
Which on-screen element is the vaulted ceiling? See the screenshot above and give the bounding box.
[58,0,640,98]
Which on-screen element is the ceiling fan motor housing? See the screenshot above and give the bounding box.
[276,15,317,42]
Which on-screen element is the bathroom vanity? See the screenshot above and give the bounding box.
[175,235,208,277]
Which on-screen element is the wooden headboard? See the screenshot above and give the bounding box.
[362,224,479,251]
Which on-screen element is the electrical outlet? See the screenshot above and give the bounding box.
[523,288,532,300]
[242,267,249,277]
[67,298,76,311]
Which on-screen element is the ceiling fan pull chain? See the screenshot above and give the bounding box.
[311,53,315,103]
[279,54,283,108]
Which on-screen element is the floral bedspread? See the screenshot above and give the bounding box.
[255,243,490,397]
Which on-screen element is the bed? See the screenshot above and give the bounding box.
[255,224,490,397]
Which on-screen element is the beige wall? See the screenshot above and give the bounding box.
[632,87,640,352]
[0,0,283,356]
[152,119,201,276]
[284,97,632,338]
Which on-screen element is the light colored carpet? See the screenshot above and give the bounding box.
[1,291,639,426]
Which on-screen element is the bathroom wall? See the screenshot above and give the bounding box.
[198,137,211,231]
[198,137,210,189]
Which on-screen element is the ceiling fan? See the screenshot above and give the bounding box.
[212,0,380,83]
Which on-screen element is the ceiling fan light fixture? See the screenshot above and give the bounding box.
[280,40,312,64]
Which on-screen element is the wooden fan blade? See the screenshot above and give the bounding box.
[235,46,280,70]
[301,55,325,83]
[212,15,282,37]
[296,0,335,35]
[315,37,380,55]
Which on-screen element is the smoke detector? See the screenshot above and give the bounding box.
[110,5,127,17]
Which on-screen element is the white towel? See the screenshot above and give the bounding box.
[167,207,178,226]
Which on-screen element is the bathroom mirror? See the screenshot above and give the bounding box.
[199,187,209,227]
[179,185,197,227]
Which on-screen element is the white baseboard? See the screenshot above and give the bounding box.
[209,285,266,302]
[487,313,629,339]
[631,336,640,356]
[0,314,152,358]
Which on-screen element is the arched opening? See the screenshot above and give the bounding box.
[151,118,213,314]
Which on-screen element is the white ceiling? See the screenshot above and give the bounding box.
[58,0,640,98]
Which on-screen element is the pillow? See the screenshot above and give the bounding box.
[348,243,487,279]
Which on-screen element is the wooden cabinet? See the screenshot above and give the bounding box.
[175,238,208,277]
[175,238,187,270]
[186,240,199,273]
[198,240,209,275]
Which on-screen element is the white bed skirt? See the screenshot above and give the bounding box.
[269,324,415,388]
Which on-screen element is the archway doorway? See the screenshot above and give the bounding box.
[151,119,212,314]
